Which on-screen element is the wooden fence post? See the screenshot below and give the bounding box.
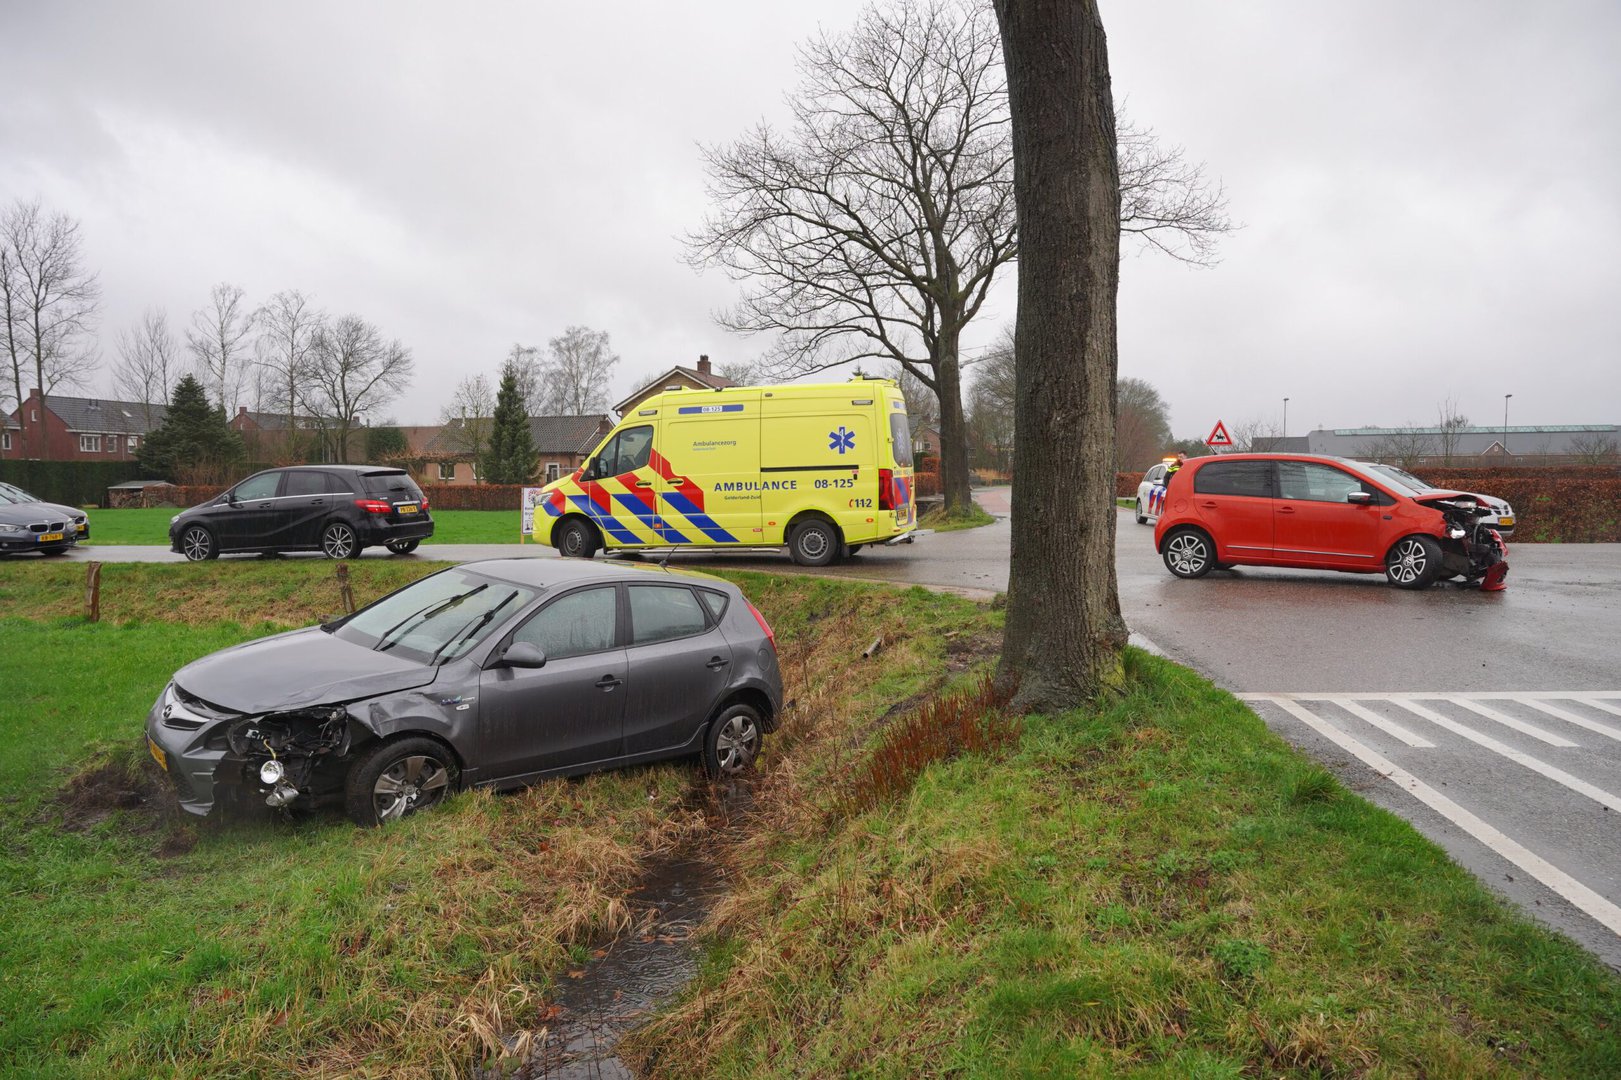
[336,562,355,614]
[85,562,102,622]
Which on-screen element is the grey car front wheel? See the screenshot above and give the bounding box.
[345,737,457,826]
[704,703,763,778]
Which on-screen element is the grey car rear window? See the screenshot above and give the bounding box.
[697,589,729,621]
[629,585,708,645]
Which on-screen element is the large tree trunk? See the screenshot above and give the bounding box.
[993,0,1129,710]
[934,335,974,515]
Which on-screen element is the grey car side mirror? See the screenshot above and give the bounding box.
[501,642,548,668]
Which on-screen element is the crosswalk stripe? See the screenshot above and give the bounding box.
[1520,698,1621,740]
[1269,698,1621,939]
[1455,699,1621,744]
[1386,699,1621,813]
[1425,699,1577,748]
[1582,699,1621,718]
[1327,698,1434,747]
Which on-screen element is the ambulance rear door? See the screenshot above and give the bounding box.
[758,389,875,542]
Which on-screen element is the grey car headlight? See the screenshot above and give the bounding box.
[0,524,28,537]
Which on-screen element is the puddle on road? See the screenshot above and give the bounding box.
[483,780,750,1079]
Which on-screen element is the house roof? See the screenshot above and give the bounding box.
[35,394,168,435]
[424,415,610,458]
[613,365,737,415]
[235,410,321,430]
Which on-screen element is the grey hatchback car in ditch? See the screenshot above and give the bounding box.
[145,559,782,825]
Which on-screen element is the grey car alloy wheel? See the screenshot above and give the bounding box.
[322,522,357,559]
[709,709,761,776]
[372,754,451,822]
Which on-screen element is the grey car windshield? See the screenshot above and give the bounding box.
[0,482,39,504]
[327,569,536,665]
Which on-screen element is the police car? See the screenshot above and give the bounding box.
[1134,459,1176,525]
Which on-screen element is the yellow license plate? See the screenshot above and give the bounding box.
[40,532,64,542]
[399,505,418,515]
[148,737,168,771]
[77,523,88,532]
[1498,516,1514,527]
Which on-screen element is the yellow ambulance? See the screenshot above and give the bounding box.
[535,376,916,565]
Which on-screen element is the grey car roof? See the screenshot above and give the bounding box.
[456,557,731,591]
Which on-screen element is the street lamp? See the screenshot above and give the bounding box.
[1282,397,1290,439]
[1503,394,1513,456]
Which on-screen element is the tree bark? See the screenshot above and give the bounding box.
[993,0,1129,710]
[934,333,974,515]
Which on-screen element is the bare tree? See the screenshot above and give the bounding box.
[186,282,256,413]
[689,0,1230,517]
[1436,396,1468,465]
[992,0,1128,709]
[299,314,414,463]
[1366,426,1436,471]
[537,326,618,415]
[715,359,759,385]
[1116,377,1173,470]
[439,373,496,462]
[1,199,101,446]
[255,290,324,457]
[1230,415,1285,453]
[966,329,1015,472]
[1569,431,1620,465]
[503,343,545,410]
[112,308,179,429]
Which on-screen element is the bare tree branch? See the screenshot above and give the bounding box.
[112,307,179,430]
[255,290,324,457]
[439,374,496,460]
[186,282,256,413]
[537,326,619,415]
[1,199,101,436]
[298,314,414,463]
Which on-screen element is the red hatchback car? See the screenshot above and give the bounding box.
[1152,454,1508,590]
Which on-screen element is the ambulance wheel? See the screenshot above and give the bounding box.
[556,519,601,559]
[789,519,839,567]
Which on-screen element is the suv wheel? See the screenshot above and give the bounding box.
[1386,535,1441,590]
[1162,528,1214,579]
[181,525,219,562]
[789,519,838,566]
[321,521,359,560]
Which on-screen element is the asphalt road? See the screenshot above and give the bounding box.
[25,489,1621,963]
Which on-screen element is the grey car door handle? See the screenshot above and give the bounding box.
[706,656,729,669]
[595,674,622,690]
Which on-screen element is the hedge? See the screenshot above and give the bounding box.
[0,460,148,507]
[1113,466,1621,543]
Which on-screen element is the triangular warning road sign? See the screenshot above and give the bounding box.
[1205,421,1233,447]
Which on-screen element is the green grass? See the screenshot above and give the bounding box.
[627,650,1621,1077]
[0,561,994,1077]
[80,508,523,546]
[919,500,996,532]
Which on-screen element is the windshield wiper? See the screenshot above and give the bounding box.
[375,583,489,653]
[427,590,520,666]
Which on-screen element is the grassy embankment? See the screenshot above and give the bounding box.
[918,501,997,533]
[5,559,1621,1076]
[0,560,990,1077]
[79,507,522,546]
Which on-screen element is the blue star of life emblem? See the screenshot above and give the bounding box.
[829,426,856,454]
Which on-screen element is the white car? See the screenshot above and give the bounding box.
[1354,462,1515,538]
[1134,461,1172,525]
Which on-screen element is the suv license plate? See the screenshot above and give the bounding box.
[39,532,64,543]
[148,737,168,771]
[398,504,418,515]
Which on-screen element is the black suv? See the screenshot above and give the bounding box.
[169,465,433,561]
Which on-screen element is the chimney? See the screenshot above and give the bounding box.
[237,406,248,417]
[697,354,711,376]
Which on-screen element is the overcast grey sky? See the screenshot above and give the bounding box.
[3,0,1617,438]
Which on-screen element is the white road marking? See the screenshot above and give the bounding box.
[1582,699,1621,718]
[1518,699,1621,742]
[1268,698,1621,938]
[1442,699,1579,748]
[1327,698,1434,748]
[1387,699,1621,814]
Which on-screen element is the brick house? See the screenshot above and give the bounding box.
[418,414,613,485]
[613,355,737,417]
[1,388,166,461]
[228,406,334,461]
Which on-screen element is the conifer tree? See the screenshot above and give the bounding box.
[478,365,537,484]
[137,374,245,480]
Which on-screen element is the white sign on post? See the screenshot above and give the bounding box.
[520,487,548,542]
